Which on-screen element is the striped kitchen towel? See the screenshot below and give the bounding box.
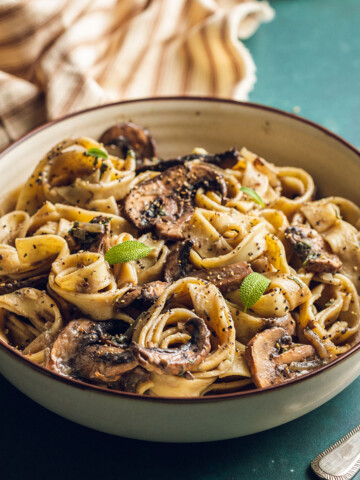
[0,0,274,151]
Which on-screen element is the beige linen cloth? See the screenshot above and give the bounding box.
[0,0,274,151]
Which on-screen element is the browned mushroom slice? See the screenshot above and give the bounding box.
[274,344,322,377]
[262,313,296,336]
[0,274,48,295]
[273,344,316,365]
[73,344,137,383]
[116,281,169,308]
[285,225,342,273]
[245,327,319,388]
[124,163,227,240]
[131,316,211,376]
[118,263,252,313]
[164,240,194,282]
[66,215,111,254]
[120,366,151,393]
[135,148,240,173]
[48,319,137,383]
[189,262,252,293]
[99,122,156,159]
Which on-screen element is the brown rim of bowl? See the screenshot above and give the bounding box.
[0,96,359,404]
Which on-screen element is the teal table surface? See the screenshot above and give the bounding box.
[1,1,359,479]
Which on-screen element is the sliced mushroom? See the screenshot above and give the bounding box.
[273,344,316,365]
[48,319,137,382]
[245,327,319,388]
[124,163,227,240]
[99,122,156,159]
[120,366,151,393]
[285,225,342,273]
[131,316,211,375]
[118,263,252,313]
[135,148,240,173]
[73,344,137,383]
[188,262,252,293]
[66,215,111,254]
[117,263,252,313]
[262,313,296,336]
[116,281,169,309]
[165,250,252,291]
[164,240,194,282]
[0,274,48,295]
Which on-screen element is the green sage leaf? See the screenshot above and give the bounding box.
[105,240,153,265]
[240,186,265,207]
[87,147,108,160]
[239,272,271,312]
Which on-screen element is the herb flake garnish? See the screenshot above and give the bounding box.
[294,240,311,255]
[325,299,335,307]
[87,147,108,160]
[240,186,265,207]
[303,251,320,266]
[290,276,304,288]
[127,149,136,160]
[105,240,153,265]
[68,217,111,251]
[239,272,270,312]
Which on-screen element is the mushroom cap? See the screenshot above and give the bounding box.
[116,281,169,309]
[164,240,194,282]
[245,326,317,388]
[120,366,150,393]
[123,162,227,240]
[188,262,252,293]
[0,274,48,295]
[285,225,342,273]
[131,316,211,376]
[246,327,286,388]
[262,313,296,336]
[48,319,137,382]
[74,344,138,382]
[99,122,156,159]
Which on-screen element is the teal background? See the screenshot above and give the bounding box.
[1,1,359,479]
[247,0,360,147]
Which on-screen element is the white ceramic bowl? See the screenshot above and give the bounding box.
[0,97,359,443]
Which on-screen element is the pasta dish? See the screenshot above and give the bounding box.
[0,122,359,397]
